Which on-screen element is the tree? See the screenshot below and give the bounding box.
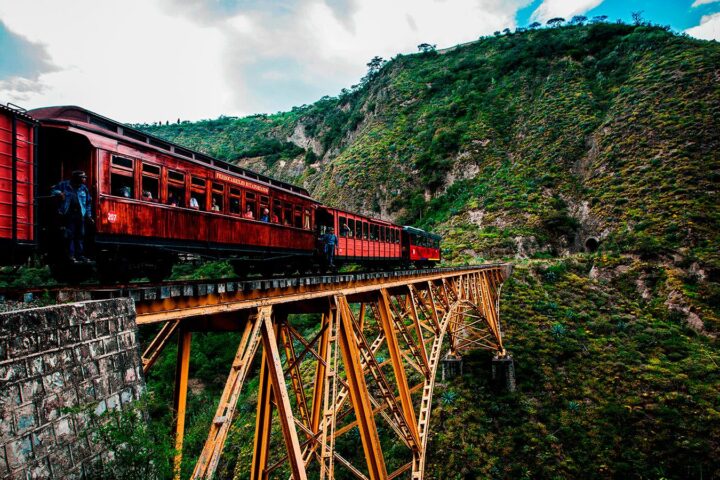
[631,10,645,25]
[591,15,608,23]
[493,30,501,36]
[417,43,437,54]
[528,21,542,29]
[502,28,511,35]
[570,15,587,25]
[547,17,565,27]
[366,56,385,75]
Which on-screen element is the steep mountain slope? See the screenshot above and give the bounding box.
[143,22,718,264]
[138,22,720,478]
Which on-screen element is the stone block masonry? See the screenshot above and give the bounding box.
[0,298,145,479]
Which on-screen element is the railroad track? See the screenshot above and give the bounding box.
[0,265,508,305]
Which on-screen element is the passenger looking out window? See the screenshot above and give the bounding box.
[168,186,184,207]
[244,205,254,219]
[272,204,282,223]
[211,198,221,211]
[230,198,240,214]
[304,209,311,229]
[190,197,200,210]
[260,208,270,222]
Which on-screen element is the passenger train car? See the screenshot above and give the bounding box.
[1,103,441,281]
[0,104,37,264]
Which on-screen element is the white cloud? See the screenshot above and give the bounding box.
[686,12,720,40]
[0,0,534,122]
[692,0,720,7]
[530,0,604,23]
[0,0,230,122]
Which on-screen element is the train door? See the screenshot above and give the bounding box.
[37,128,96,262]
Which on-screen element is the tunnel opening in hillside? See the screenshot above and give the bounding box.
[585,237,599,252]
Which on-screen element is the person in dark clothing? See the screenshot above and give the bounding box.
[321,227,338,267]
[51,170,94,262]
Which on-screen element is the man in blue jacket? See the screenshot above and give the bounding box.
[321,227,338,267]
[51,170,94,262]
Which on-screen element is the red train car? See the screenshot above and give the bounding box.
[318,207,404,267]
[29,106,320,280]
[403,226,441,267]
[0,104,37,263]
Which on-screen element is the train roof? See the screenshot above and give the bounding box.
[403,225,442,240]
[27,105,312,198]
[1,103,38,124]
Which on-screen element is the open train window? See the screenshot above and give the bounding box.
[229,188,241,214]
[294,206,303,229]
[272,200,282,224]
[211,183,224,212]
[284,202,292,225]
[244,192,256,219]
[347,219,355,238]
[354,220,362,238]
[190,176,206,211]
[380,226,386,242]
[371,224,378,241]
[362,222,368,240]
[141,163,159,201]
[304,209,312,230]
[339,216,348,236]
[110,155,134,198]
[259,195,269,220]
[167,170,185,207]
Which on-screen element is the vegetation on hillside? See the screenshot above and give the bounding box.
[130,19,720,479]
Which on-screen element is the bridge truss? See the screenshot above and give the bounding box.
[136,265,511,479]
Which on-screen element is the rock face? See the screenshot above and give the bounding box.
[0,299,145,479]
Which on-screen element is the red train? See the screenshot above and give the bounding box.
[1,103,441,281]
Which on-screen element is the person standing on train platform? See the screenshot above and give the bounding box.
[51,170,94,263]
[322,227,338,267]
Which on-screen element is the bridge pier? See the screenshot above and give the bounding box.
[440,353,463,381]
[491,354,516,392]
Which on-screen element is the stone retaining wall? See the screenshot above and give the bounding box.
[0,298,144,479]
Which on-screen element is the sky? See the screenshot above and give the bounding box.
[0,0,718,124]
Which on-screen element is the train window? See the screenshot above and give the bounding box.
[304,209,312,230]
[168,170,184,183]
[380,226,386,242]
[284,202,293,225]
[111,156,133,170]
[167,170,185,207]
[190,177,206,211]
[395,229,400,244]
[111,172,134,198]
[141,163,159,201]
[143,164,160,176]
[244,192,256,219]
[110,155,134,198]
[168,184,184,207]
[211,183,224,212]
[347,219,355,238]
[354,220,361,238]
[259,195,270,219]
[272,200,282,224]
[229,188,241,214]
[294,206,303,229]
[389,229,394,244]
[362,222,368,240]
[339,216,348,237]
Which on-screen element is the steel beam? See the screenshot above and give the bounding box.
[336,295,388,480]
[259,308,308,480]
[172,325,191,479]
[193,312,263,479]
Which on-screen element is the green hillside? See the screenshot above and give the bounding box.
[137,21,720,479]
